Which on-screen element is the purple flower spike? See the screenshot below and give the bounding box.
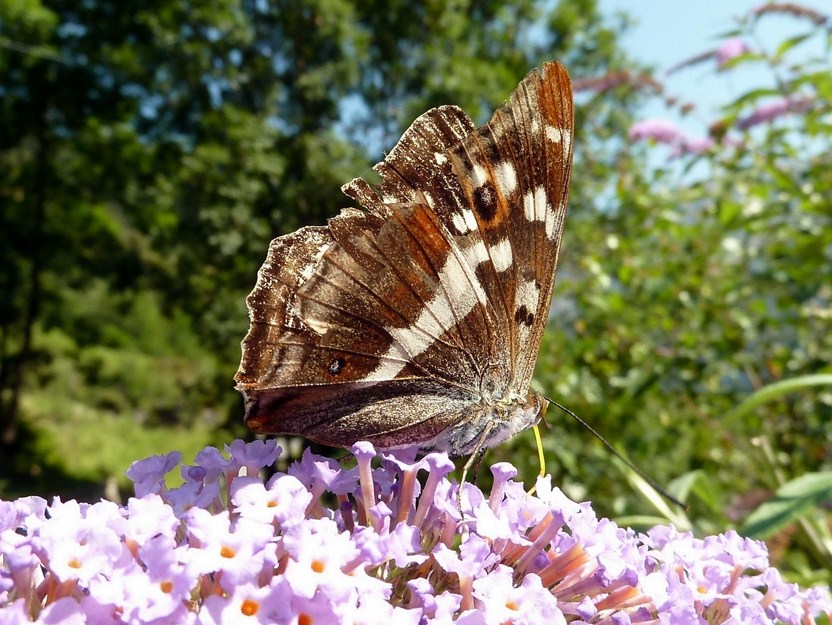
[737,96,813,129]
[1,441,829,624]
[628,119,685,145]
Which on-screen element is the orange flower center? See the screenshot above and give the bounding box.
[240,599,259,616]
[220,545,236,558]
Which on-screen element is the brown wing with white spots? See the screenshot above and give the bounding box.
[236,62,573,450]
[344,62,574,397]
[452,62,574,395]
[235,198,503,444]
[236,201,495,390]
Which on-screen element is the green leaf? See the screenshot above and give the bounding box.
[611,456,692,530]
[669,469,722,513]
[724,374,832,426]
[741,472,832,538]
[774,33,814,61]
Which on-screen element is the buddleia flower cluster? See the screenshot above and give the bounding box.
[1,439,830,624]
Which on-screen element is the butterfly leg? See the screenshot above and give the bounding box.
[456,419,496,514]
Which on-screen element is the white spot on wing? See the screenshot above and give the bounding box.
[464,209,478,231]
[517,279,540,319]
[461,239,489,268]
[471,164,487,188]
[545,126,563,144]
[495,161,517,196]
[523,186,549,223]
[452,209,479,234]
[435,251,488,309]
[361,342,410,381]
[363,248,488,381]
[434,152,448,165]
[546,206,559,239]
[452,212,467,233]
[562,128,573,154]
[490,238,513,273]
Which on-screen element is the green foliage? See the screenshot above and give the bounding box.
[0,1,631,500]
[742,472,832,539]
[4,283,222,497]
[496,7,832,585]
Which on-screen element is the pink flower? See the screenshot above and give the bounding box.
[715,38,751,67]
[737,96,814,129]
[681,136,715,154]
[628,119,685,145]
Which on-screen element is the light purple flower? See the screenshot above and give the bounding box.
[126,451,182,498]
[738,98,792,129]
[629,119,717,157]
[122,495,180,545]
[165,478,222,516]
[1,442,829,624]
[289,447,356,497]
[225,438,280,477]
[189,446,230,484]
[185,508,276,587]
[470,564,566,625]
[33,597,85,625]
[681,136,715,154]
[34,499,125,586]
[197,579,288,625]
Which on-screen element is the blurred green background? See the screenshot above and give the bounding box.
[1,0,830,586]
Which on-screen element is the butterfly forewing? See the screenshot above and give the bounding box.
[236,62,574,454]
[472,62,573,393]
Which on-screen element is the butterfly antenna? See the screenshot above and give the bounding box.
[542,395,687,510]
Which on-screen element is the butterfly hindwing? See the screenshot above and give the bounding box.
[236,200,498,443]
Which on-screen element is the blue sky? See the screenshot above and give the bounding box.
[601,0,828,138]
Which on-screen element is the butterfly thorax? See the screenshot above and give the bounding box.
[422,390,546,456]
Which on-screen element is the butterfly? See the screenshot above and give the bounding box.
[235,61,574,458]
